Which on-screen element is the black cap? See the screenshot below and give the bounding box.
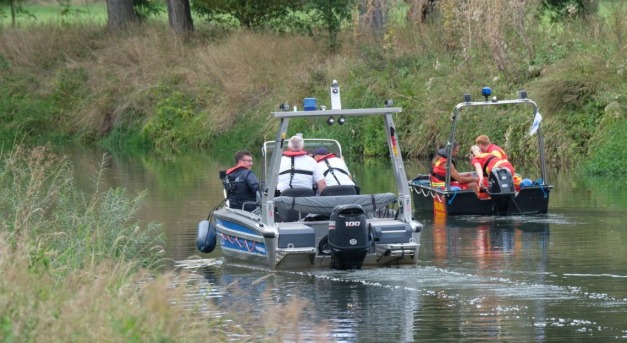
[313,147,330,156]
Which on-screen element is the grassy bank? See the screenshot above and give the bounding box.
[0,146,326,341]
[0,0,625,175]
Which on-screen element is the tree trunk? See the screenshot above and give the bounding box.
[167,0,194,34]
[581,0,599,19]
[10,0,16,27]
[107,0,137,31]
[360,0,387,37]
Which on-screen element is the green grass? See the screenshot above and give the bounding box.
[584,114,627,176]
[0,1,625,176]
[0,3,108,25]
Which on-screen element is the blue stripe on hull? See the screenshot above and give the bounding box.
[217,219,260,236]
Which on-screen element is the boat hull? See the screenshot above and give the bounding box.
[410,179,552,217]
[213,209,272,267]
[213,208,421,270]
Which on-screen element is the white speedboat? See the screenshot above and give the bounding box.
[198,101,422,270]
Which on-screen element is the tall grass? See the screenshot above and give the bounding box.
[0,0,625,173]
[0,145,188,341]
[0,145,164,274]
[0,146,329,341]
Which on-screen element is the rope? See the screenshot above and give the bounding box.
[511,198,523,213]
[411,184,438,199]
[535,178,547,198]
[219,233,259,253]
[447,187,458,205]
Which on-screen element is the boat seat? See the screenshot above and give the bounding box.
[319,185,357,196]
[276,187,315,222]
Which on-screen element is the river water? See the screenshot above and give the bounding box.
[66,148,627,342]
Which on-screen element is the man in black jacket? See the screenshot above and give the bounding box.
[224,151,260,212]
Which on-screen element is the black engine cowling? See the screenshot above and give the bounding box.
[488,167,516,195]
[488,167,516,214]
[328,204,369,270]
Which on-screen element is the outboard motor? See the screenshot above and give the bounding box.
[487,167,516,214]
[328,204,369,270]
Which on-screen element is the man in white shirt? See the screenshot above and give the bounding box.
[312,147,355,194]
[277,135,317,192]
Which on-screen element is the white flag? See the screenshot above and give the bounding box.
[529,111,543,136]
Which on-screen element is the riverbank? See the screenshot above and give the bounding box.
[0,146,325,341]
[0,2,625,175]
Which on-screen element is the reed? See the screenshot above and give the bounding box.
[0,145,164,273]
[0,145,330,341]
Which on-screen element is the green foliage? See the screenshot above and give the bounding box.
[583,103,627,176]
[583,116,627,176]
[542,0,599,21]
[559,99,604,156]
[0,68,84,146]
[192,0,300,29]
[0,87,61,142]
[190,0,354,49]
[304,0,355,51]
[100,115,152,152]
[0,3,108,25]
[0,0,35,26]
[132,0,164,21]
[141,90,206,152]
[52,67,89,103]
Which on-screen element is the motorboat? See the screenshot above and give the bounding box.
[409,88,553,218]
[198,99,422,270]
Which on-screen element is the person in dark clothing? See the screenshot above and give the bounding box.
[224,151,260,212]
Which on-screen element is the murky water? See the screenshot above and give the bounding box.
[65,147,627,342]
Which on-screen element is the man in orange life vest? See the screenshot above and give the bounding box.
[475,135,508,159]
[277,135,317,192]
[224,151,260,212]
[430,142,478,190]
[470,145,520,190]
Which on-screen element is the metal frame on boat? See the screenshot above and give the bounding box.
[199,103,422,270]
[409,89,553,218]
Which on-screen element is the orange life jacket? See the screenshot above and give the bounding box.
[226,165,247,175]
[279,150,313,189]
[472,152,514,176]
[283,150,308,157]
[430,157,447,188]
[486,144,508,160]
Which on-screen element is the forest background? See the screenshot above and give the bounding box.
[1,0,625,175]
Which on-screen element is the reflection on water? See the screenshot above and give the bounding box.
[428,216,551,272]
[64,149,627,342]
[179,211,627,342]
